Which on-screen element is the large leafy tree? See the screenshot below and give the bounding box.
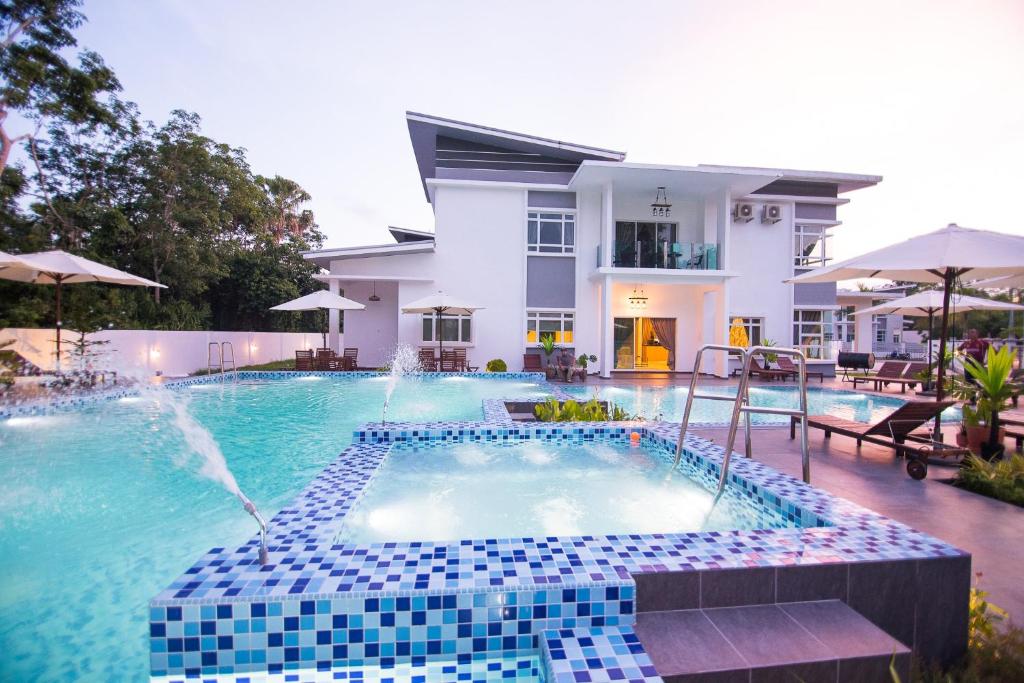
[0,0,121,174]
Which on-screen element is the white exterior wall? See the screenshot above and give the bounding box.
[727,201,795,347]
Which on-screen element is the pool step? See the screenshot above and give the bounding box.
[634,600,911,683]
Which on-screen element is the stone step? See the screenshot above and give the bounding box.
[634,600,911,683]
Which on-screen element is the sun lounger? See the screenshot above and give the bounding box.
[865,362,931,394]
[790,399,967,478]
[775,356,824,383]
[748,355,789,381]
[851,361,907,391]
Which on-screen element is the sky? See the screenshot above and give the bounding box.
[53,0,1024,259]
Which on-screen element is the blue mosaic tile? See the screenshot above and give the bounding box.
[542,625,661,683]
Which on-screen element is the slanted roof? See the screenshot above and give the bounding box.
[302,241,435,270]
[406,111,625,201]
[697,164,882,194]
[388,226,434,243]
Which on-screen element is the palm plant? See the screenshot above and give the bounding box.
[539,333,557,365]
[962,345,1015,459]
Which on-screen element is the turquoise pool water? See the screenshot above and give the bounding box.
[0,376,551,682]
[561,384,961,425]
[337,439,798,545]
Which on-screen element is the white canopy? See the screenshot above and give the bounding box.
[0,249,165,287]
[786,224,1024,285]
[401,292,484,316]
[0,249,33,270]
[270,290,365,312]
[854,289,1024,317]
[971,273,1024,290]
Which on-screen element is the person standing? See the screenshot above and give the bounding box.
[959,328,990,368]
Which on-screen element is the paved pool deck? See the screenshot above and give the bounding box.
[582,372,1024,621]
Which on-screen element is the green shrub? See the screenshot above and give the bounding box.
[955,454,1024,507]
[485,358,507,372]
[532,398,639,422]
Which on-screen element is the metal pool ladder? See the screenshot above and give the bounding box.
[207,341,238,382]
[674,344,810,495]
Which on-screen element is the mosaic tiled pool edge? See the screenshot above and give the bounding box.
[0,370,553,420]
[149,421,966,678]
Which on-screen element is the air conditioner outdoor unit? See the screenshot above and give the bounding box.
[733,203,754,222]
[762,204,782,224]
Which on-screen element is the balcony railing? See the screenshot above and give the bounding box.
[608,241,720,270]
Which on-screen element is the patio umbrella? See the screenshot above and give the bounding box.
[400,291,484,363]
[855,289,1024,382]
[270,290,366,347]
[788,223,1024,437]
[0,249,165,367]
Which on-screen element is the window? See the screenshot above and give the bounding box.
[526,311,574,345]
[731,316,764,346]
[793,309,835,359]
[833,306,856,343]
[794,224,831,267]
[528,211,575,254]
[614,222,678,268]
[422,313,472,343]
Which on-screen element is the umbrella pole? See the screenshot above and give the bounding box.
[55,278,62,374]
[933,272,955,440]
[436,308,443,371]
[927,309,934,385]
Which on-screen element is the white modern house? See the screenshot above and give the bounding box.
[304,112,881,377]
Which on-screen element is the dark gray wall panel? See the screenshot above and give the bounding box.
[527,191,577,209]
[794,203,837,220]
[752,180,838,198]
[436,167,576,185]
[794,282,837,306]
[527,256,576,308]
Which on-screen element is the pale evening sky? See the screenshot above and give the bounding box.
[65,0,1024,261]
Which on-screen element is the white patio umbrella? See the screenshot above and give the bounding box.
[971,273,1024,290]
[270,290,366,348]
[855,289,1024,380]
[0,249,166,366]
[401,291,484,362]
[788,223,1024,436]
[0,249,33,270]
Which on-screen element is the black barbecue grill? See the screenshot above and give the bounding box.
[837,351,876,381]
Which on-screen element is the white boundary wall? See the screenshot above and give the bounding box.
[0,328,331,376]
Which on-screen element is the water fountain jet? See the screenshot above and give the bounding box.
[381,344,421,425]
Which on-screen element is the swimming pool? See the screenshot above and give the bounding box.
[561,383,961,425]
[0,374,551,682]
[336,439,801,544]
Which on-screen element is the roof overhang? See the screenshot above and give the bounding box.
[302,241,434,269]
[697,164,882,193]
[836,290,902,301]
[314,273,433,283]
[570,161,779,199]
[388,226,434,243]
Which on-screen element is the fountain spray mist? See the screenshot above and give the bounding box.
[381,344,421,425]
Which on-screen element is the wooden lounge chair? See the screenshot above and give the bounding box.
[439,349,458,372]
[775,356,824,383]
[790,400,968,478]
[865,362,931,394]
[418,348,437,372]
[453,347,476,372]
[295,349,313,371]
[999,409,1024,451]
[852,361,907,391]
[342,348,358,371]
[523,354,543,373]
[748,355,789,381]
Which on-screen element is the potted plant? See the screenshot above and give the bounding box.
[539,333,558,380]
[575,353,597,382]
[954,346,1014,460]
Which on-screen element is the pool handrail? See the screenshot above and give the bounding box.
[674,343,752,466]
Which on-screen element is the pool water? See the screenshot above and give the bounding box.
[561,384,961,425]
[337,439,799,544]
[0,376,551,682]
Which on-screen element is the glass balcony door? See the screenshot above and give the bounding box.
[614,222,677,268]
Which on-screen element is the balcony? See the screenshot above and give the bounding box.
[609,238,720,270]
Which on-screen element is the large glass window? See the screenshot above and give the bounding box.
[527,211,575,254]
[793,309,835,359]
[794,224,831,267]
[526,311,574,345]
[614,221,677,268]
[422,314,472,343]
[732,316,764,346]
[833,306,856,343]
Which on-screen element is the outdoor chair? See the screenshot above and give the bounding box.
[418,348,437,372]
[851,361,908,391]
[295,349,313,371]
[523,354,543,372]
[343,348,358,370]
[775,356,824,383]
[748,355,789,381]
[315,349,340,371]
[439,349,458,372]
[453,347,476,372]
[790,400,968,478]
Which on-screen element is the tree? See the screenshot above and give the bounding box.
[0,0,122,174]
[261,175,313,244]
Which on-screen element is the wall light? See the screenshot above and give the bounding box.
[150,347,161,358]
[628,285,648,309]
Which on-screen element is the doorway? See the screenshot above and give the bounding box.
[613,317,676,370]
